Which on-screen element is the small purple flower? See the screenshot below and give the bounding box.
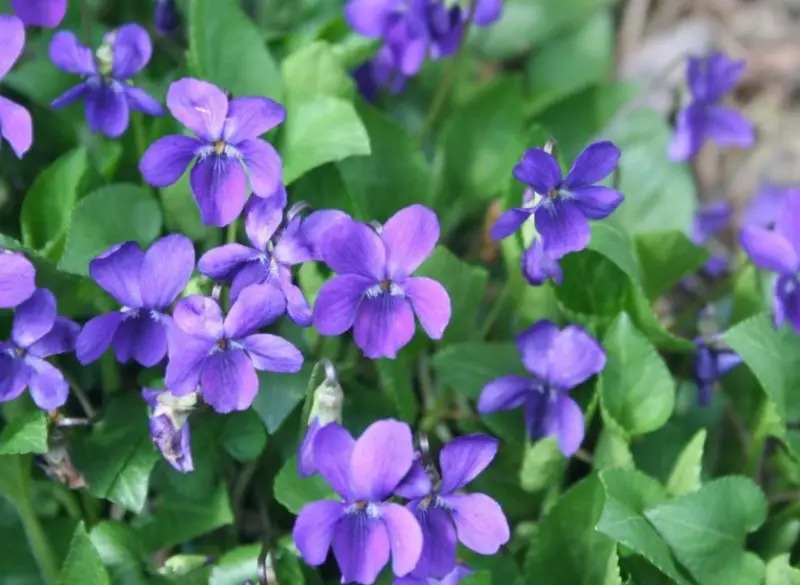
[397,435,509,580]
[49,24,164,138]
[293,420,423,584]
[693,339,741,406]
[11,0,66,27]
[0,250,36,308]
[0,289,79,410]
[298,371,344,478]
[743,182,799,228]
[692,199,733,277]
[313,205,452,359]
[139,78,286,227]
[198,189,348,326]
[740,191,800,333]
[478,320,606,456]
[394,565,473,585]
[142,388,195,473]
[165,284,303,413]
[155,0,180,37]
[0,15,33,158]
[669,52,755,161]
[521,237,562,286]
[491,141,624,259]
[76,235,195,367]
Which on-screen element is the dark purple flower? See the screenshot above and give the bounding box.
[0,15,33,158]
[293,420,423,584]
[397,435,509,580]
[165,284,303,413]
[692,200,733,276]
[198,188,348,326]
[155,0,180,37]
[0,250,36,308]
[139,78,285,227]
[669,52,755,161]
[740,191,800,333]
[142,387,195,473]
[478,320,606,456]
[0,289,79,410]
[491,141,623,259]
[352,46,408,101]
[743,182,799,228]
[49,25,164,138]
[76,235,195,367]
[313,205,452,359]
[394,565,473,585]
[693,339,741,406]
[11,0,66,27]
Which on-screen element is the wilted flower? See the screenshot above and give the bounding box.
[492,141,624,259]
[298,363,344,478]
[50,25,163,137]
[76,235,195,367]
[0,250,36,308]
[165,284,303,413]
[478,320,606,456]
[0,289,79,410]
[139,78,285,227]
[11,0,66,27]
[669,52,755,161]
[313,205,452,359]
[397,435,509,580]
[155,0,180,37]
[0,15,33,158]
[743,182,798,228]
[142,388,196,473]
[394,565,473,585]
[293,420,423,584]
[692,200,733,277]
[740,191,800,333]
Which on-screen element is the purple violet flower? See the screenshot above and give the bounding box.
[478,320,606,456]
[743,182,799,228]
[669,52,755,161]
[491,141,624,259]
[49,24,164,138]
[293,420,423,584]
[521,238,562,287]
[11,0,66,28]
[692,199,733,277]
[0,289,79,410]
[143,387,195,473]
[740,191,800,333]
[313,205,452,359]
[76,235,195,367]
[0,15,33,158]
[394,565,473,585]
[298,371,344,478]
[0,250,36,308]
[198,187,348,326]
[165,284,303,413]
[139,78,286,227]
[396,435,509,580]
[155,0,180,37]
[693,338,741,406]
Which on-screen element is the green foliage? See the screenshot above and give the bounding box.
[273,456,336,515]
[57,523,111,585]
[0,411,48,455]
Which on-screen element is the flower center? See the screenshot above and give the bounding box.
[213,140,226,156]
[216,338,230,351]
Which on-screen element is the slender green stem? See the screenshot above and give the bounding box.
[100,352,121,394]
[480,280,514,338]
[78,0,92,43]
[226,219,239,245]
[17,496,59,585]
[62,370,95,419]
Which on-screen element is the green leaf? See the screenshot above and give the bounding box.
[338,103,432,219]
[20,148,88,256]
[209,545,260,585]
[89,521,149,585]
[0,411,48,455]
[377,355,419,423]
[273,543,306,585]
[221,409,267,462]
[72,395,158,513]
[252,366,311,434]
[188,0,282,100]
[594,428,634,470]
[765,554,800,585]
[282,41,354,101]
[635,231,709,299]
[416,246,488,343]
[0,455,30,507]
[58,184,163,276]
[57,522,111,585]
[665,429,706,497]
[431,342,526,400]
[519,437,566,493]
[556,250,630,317]
[461,571,492,585]
[281,96,370,184]
[159,174,207,241]
[273,456,336,515]
[589,222,643,283]
[596,468,691,585]
[599,313,675,436]
[524,475,618,584]
[645,477,767,585]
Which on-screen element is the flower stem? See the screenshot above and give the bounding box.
[78,0,92,43]
[17,494,59,585]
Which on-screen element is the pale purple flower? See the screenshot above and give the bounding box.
[165,284,303,413]
[293,420,423,584]
[491,141,624,259]
[0,250,36,308]
[740,190,800,333]
[11,0,66,27]
[76,235,195,367]
[478,320,606,456]
[521,237,562,286]
[394,565,473,585]
[139,78,285,227]
[692,200,733,277]
[50,25,164,138]
[0,289,79,410]
[397,436,509,580]
[198,188,348,326]
[693,338,741,406]
[313,205,452,359]
[142,388,194,473]
[744,182,799,228]
[669,52,755,161]
[155,0,180,37]
[0,15,33,158]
